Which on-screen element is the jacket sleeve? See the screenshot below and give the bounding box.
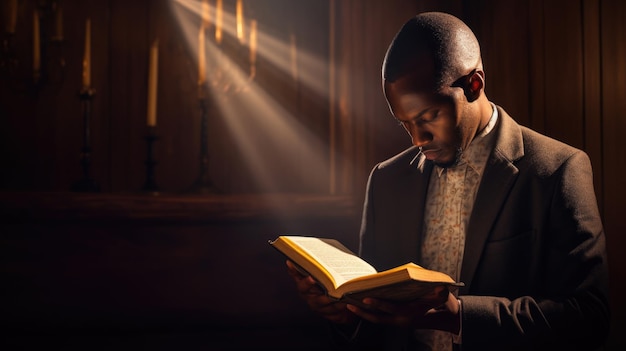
[460,150,610,350]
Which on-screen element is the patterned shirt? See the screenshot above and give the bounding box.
[421,103,498,279]
[416,103,498,350]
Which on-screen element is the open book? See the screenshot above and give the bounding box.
[270,235,463,304]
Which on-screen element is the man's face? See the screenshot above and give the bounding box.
[384,72,472,168]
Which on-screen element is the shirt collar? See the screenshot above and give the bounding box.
[477,102,498,139]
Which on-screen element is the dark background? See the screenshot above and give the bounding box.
[1,0,624,349]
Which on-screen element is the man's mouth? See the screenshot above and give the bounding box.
[420,148,440,160]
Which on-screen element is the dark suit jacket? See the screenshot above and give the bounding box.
[349,106,609,350]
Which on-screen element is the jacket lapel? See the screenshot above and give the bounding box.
[459,107,524,293]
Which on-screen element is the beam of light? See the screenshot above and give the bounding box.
[169,0,331,193]
[253,20,329,100]
[249,19,257,79]
[172,0,329,99]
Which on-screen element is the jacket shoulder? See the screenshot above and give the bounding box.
[517,126,589,176]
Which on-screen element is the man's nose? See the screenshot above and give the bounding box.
[407,124,432,147]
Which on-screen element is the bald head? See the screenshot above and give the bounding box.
[383,12,482,90]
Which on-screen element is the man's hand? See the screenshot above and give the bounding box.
[346,287,461,334]
[286,260,358,325]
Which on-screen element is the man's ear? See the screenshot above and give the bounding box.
[465,70,484,102]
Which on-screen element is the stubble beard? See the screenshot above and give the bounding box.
[434,147,463,168]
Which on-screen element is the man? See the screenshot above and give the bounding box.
[287,12,609,350]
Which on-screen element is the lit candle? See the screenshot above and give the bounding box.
[147,39,159,127]
[236,0,244,43]
[198,26,206,98]
[7,0,17,34]
[201,0,210,28]
[82,19,91,88]
[33,10,40,78]
[55,5,64,41]
[198,26,206,85]
[215,0,223,44]
[290,33,298,81]
[249,19,257,78]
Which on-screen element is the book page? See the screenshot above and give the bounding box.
[285,236,377,287]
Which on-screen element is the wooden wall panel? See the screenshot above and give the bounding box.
[601,1,626,349]
[543,1,585,149]
[527,0,546,133]
[108,0,150,192]
[582,0,603,207]
[464,0,533,126]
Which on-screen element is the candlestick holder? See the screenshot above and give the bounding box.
[142,126,159,194]
[188,92,219,194]
[71,87,100,192]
